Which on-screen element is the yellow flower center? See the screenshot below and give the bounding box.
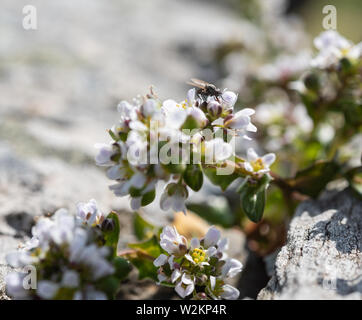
[251,158,265,172]
[176,99,189,109]
[191,247,206,264]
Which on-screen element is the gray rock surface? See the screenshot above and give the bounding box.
[258,188,362,300]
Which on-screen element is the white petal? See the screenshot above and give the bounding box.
[210,276,216,290]
[247,148,258,161]
[246,122,257,132]
[175,282,186,298]
[204,226,221,248]
[243,162,253,172]
[184,283,195,297]
[220,284,239,300]
[262,153,276,166]
[154,254,168,267]
[190,238,200,250]
[171,269,181,283]
[158,274,167,283]
[37,281,59,299]
[129,172,146,189]
[130,197,142,210]
[235,108,255,116]
[206,246,217,257]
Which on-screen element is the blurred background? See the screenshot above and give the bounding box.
[0,0,361,299]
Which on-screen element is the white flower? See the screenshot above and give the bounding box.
[187,106,208,127]
[159,226,187,256]
[220,284,240,300]
[61,270,80,288]
[175,273,195,298]
[204,138,233,163]
[141,99,160,118]
[224,108,256,132]
[221,91,238,109]
[160,183,188,214]
[117,101,137,119]
[221,258,243,279]
[5,272,28,299]
[162,99,188,129]
[207,101,222,118]
[94,143,116,166]
[37,281,59,299]
[109,171,147,197]
[76,199,105,226]
[244,148,275,175]
[311,31,361,68]
[74,286,108,300]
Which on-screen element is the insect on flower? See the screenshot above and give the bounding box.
[187,78,223,102]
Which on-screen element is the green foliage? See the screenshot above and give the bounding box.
[286,160,340,198]
[103,212,121,255]
[183,164,203,191]
[203,166,239,191]
[238,175,271,223]
[133,212,160,240]
[187,200,235,228]
[126,236,164,281]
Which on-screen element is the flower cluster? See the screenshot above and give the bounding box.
[153,226,242,300]
[5,200,125,300]
[96,84,272,214]
[311,30,362,69]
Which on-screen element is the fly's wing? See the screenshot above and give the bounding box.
[186,78,209,89]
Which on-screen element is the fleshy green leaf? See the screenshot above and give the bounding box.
[133,212,159,240]
[141,189,156,207]
[183,164,203,191]
[113,257,132,281]
[203,166,239,191]
[237,175,270,223]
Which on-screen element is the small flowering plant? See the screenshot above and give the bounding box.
[6,200,131,300]
[153,226,242,300]
[96,83,275,222]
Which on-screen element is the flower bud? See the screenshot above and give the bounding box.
[101,218,115,232]
[207,101,222,118]
[221,91,237,108]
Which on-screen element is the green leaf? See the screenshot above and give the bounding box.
[97,276,120,299]
[238,177,269,223]
[162,163,186,174]
[103,212,121,255]
[141,189,156,207]
[108,129,119,141]
[203,166,239,191]
[286,160,340,198]
[126,236,164,281]
[133,212,159,240]
[183,164,203,191]
[113,257,132,281]
[238,175,270,221]
[186,201,235,228]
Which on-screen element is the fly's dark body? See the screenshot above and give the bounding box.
[187,78,223,102]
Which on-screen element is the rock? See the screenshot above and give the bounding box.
[258,188,362,300]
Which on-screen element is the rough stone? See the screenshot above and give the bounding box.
[258,188,362,300]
